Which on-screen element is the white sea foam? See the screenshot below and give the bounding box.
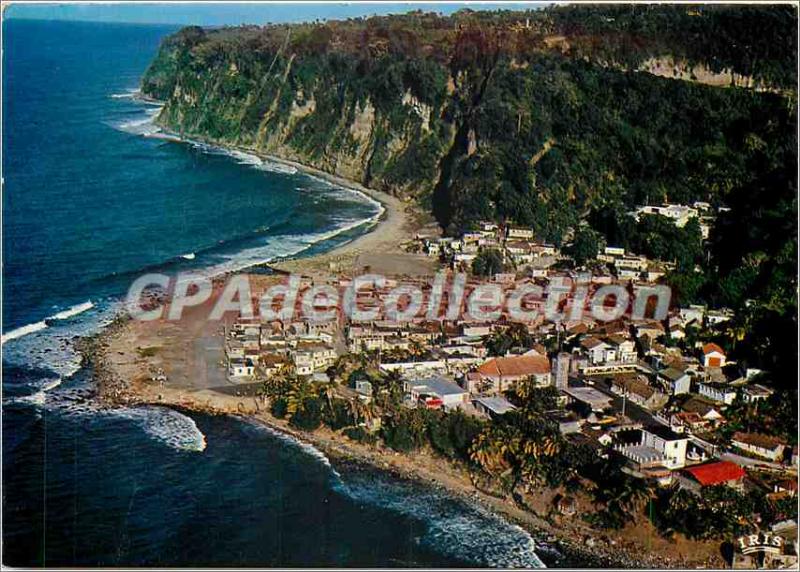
[1,320,48,344]
[114,406,207,452]
[227,149,263,167]
[48,300,95,321]
[2,299,120,379]
[245,420,341,478]
[113,106,163,137]
[7,384,208,453]
[336,473,546,568]
[256,159,298,175]
[181,252,196,260]
[2,301,94,345]
[110,88,140,99]
[106,96,383,279]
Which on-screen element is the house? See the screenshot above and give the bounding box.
[610,375,668,410]
[679,304,705,326]
[461,322,492,337]
[658,367,692,395]
[546,410,582,435]
[635,321,665,340]
[506,226,534,240]
[293,343,337,373]
[562,387,613,412]
[473,396,517,418]
[705,308,734,326]
[772,479,798,497]
[259,353,289,378]
[474,354,551,393]
[581,337,615,365]
[681,396,725,426]
[633,204,699,227]
[405,377,469,410]
[353,379,373,401]
[677,461,746,494]
[228,357,255,378]
[702,343,727,368]
[668,323,686,340]
[741,383,774,403]
[607,335,637,363]
[697,381,737,405]
[604,246,626,257]
[731,432,786,461]
[615,425,689,470]
[670,411,708,433]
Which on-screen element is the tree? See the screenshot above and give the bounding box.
[290,396,323,431]
[472,248,505,276]
[566,226,603,267]
[486,322,533,356]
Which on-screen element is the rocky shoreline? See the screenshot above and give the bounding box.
[78,314,726,570]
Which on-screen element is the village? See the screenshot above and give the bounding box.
[220,202,797,568]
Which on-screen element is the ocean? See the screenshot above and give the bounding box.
[2,19,550,567]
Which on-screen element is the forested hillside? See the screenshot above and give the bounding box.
[142,5,797,381]
[142,5,796,236]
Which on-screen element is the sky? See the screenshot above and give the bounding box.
[4,2,544,26]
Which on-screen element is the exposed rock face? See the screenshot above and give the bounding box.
[142,28,455,200]
[140,11,795,237]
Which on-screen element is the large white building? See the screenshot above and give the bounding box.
[615,425,689,470]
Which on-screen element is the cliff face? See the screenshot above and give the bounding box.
[142,8,796,238]
[142,25,456,200]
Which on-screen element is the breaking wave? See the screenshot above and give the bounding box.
[256,159,298,175]
[245,419,341,479]
[113,406,207,452]
[2,300,95,345]
[335,471,547,568]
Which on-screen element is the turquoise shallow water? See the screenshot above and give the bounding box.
[2,19,552,568]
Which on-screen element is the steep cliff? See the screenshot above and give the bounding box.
[142,23,455,201]
[142,7,796,239]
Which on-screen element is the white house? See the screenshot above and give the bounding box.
[679,304,705,326]
[607,335,637,363]
[731,432,786,461]
[228,357,255,378]
[405,376,469,410]
[506,226,534,240]
[616,425,689,470]
[581,337,615,365]
[741,384,774,403]
[697,381,737,405]
[658,367,692,395]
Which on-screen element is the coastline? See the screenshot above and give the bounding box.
[82,122,722,569]
[85,316,705,569]
[146,117,425,278]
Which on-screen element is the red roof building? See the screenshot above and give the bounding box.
[476,354,552,393]
[680,461,746,492]
[702,343,727,368]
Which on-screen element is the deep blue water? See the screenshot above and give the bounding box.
[2,19,548,568]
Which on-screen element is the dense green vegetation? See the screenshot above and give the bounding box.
[650,484,797,540]
[143,6,796,234]
[146,6,796,389]
[471,248,505,276]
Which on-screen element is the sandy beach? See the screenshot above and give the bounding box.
[83,156,724,569]
[157,131,440,278]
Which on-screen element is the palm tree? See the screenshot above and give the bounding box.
[346,397,375,426]
[469,427,513,474]
[316,379,338,419]
[286,380,315,416]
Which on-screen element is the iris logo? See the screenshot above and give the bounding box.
[737,532,785,555]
